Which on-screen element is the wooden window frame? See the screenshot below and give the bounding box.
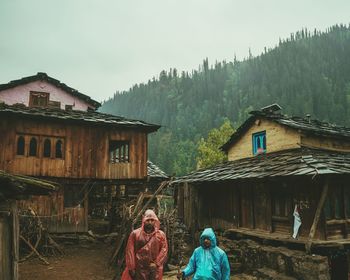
[109,140,130,163]
[324,186,345,221]
[55,139,64,159]
[15,134,65,159]
[16,135,25,156]
[29,137,38,157]
[43,138,51,158]
[252,131,266,156]
[29,91,49,108]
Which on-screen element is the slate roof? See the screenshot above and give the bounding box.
[0,103,160,132]
[222,109,350,152]
[147,161,169,179]
[0,72,101,108]
[0,170,57,199]
[173,148,350,184]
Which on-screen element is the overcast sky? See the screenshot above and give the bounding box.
[0,0,349,102]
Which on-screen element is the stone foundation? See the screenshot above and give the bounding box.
[219,237,330,280]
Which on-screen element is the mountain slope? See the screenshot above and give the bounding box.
[101,24,350,175]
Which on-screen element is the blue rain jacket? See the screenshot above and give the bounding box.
[182,228,230,280]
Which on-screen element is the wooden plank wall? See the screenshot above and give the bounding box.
[0,118,148,180]
[253,183,271,232]
[18,187,88,233]
[182,183,200,236]
[180,178,329,241]
[197,183,237,230]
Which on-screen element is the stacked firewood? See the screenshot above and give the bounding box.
[159,210,191,268]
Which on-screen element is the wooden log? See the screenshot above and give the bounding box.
[306,179,329,253]
[47,234,65,255]
[19,235,49,265]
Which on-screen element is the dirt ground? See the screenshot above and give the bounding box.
[18,241,243,280]
[18,241,179,280]
[19,242,117,280]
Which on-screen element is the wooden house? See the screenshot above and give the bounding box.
[0,73,160,233]
[0,72,100,111]
[174,104,350,279]
[0,170,56,280]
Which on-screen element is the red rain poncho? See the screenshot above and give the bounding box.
[121,210,168,280]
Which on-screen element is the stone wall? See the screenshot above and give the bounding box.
[219,237,330,280]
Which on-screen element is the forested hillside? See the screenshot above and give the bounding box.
[101,24,350,175]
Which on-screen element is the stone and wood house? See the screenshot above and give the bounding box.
[174,104,350,279]
[0,73,160,233]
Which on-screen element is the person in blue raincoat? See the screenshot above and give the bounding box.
[177,228,230,280]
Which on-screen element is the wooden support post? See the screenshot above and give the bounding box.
[306,179,328,253]
[12,202,19,280]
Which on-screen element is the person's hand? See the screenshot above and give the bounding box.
[176,271,184,279]
[129,270,136,278]
[149,262,157,271]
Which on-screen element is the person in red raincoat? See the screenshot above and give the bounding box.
[121,209,168,280]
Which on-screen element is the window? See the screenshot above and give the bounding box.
[15,134,65,159]
[324,187,344,220]
[109,141,130,163]
[29,137,38,156]
[43,139,51,158]
[55,139,63,158]
[252,131,266,155]
[65,104,73,111]
[29,91,49,107]
[17,136,25,155]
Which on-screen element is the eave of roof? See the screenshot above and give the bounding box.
[221,110,350,152]
[0,72,101,108]
[0,103,160,133]
[147,161,169,179]
[0,170,57,199]
[173,148,350,184]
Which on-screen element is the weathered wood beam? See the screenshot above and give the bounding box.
[305,179,329,253]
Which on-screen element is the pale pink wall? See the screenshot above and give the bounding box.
[0,80,92,111]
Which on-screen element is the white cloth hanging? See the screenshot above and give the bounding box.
[292,204,302,239]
